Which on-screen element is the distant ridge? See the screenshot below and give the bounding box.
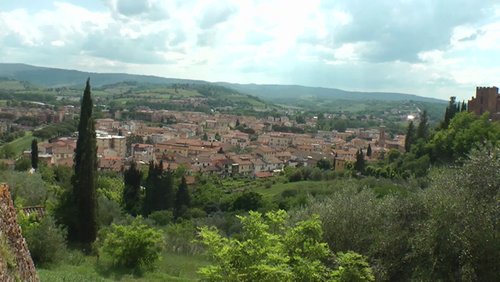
[0,63,444,103]
[0,63,204,87]
[216,83,446,103]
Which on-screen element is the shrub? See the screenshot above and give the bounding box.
[99,218,163,273]
[232,191,263,211]
[148,210,174,226]
[197,210,373,281]
[20,215,67,267]
[97,195,124,227]
[164,221,203,255]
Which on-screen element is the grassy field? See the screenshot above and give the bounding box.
[0,131,34,156]
[38,252,208,282]
[254,180,343,199]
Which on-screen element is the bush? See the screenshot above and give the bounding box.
[99,218,163,273]
[20,215,67,267]
[148,210,174,226]
[0,171,48,206]
[232,191,263,211]
[164,221,203,255]
[97,195,124,227]
[198,210,373,281]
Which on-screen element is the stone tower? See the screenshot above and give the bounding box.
[468,87,500,121]
[378,126,386,148]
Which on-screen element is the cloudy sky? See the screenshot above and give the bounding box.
[0,0,499,100]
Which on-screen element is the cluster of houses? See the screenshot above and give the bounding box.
[30,111,406,179]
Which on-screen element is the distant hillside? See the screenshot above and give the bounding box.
[0,63,444,103]
[216,83,446,103]
[0,63,202,87]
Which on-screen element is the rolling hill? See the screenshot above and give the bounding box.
[0,63,445,104]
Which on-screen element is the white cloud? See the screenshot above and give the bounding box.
[0,0,498,100]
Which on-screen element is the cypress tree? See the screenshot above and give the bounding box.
[174,177,190,218]
[416,110,429,140]
[157,167,174,211]
[443,96,457,129]
[354,149,365,173]
[405,121,415,152]
[70,78,98,246]
[366,144,372,157]
[123,161,142,216]
[143,160,161,215]
[461,101,467,112]
[31,138,38,170]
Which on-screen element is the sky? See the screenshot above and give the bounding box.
[0,0,499,100]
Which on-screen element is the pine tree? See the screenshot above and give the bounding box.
[174,176,191,218]
[31,138,38,170]
[416,110,429,140]
[366,144,372,157]
[405,121,415,153]
[123,161,142,216]
[70,78,98,246]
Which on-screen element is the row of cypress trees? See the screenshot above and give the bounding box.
[123,160,191,218]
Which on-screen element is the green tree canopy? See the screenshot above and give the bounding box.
[198,210,374,282]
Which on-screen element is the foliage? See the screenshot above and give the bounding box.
[66,79,98,246]
[174,176,191,218]
[97,195,124,227]
[354,149,365,174]
[416,110,428,140]
[148,210,174,226]
[293,146,500,281]
[332,252,375,282]
[199,211,329,281]
[198,210,373,282]
[143,161,174,215]
[14,157,31,171]
[31,138,38,169]
[0,171,48,206]
[97,175,124,204]
[165,221,203,255]
[99,218,164,273]
[0,143,15,158]
[33,119,77,140]
[404,121,415,153]
[316,159,332,170]
[232,191,263,211]
[123,161,143,216]
[427,112,500,163]
[19,214,67,267]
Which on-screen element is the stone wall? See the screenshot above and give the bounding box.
[0,183,39,282]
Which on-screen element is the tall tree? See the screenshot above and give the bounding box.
[405,121,415,152]
[174,176,190,218]
[123,161,142,216]
[366,144,372,157]
[157,167,174,211]
[416,110,429,140]
[31,138,38,170]
[70,78,98,246]
[143,161,161,216]
[354,149,365,173]
[443,96,457,129]
[461,101,467,112]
